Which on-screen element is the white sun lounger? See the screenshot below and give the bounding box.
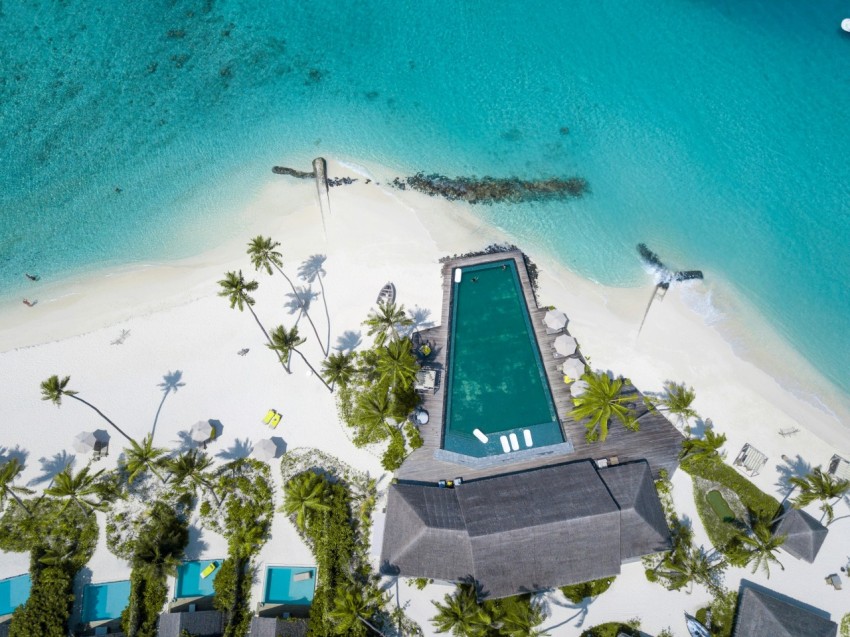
[500,435,510,453]
[523,429,533,447]
[509,433,519,451]
[454,269,462,283]
[473,428,489,443]
[293,571,313,582]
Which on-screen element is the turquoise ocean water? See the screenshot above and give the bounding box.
[2,1,849,399]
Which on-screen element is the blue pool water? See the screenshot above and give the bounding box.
[2,1,849,410]
[0,574,31,616]
[81,580,131,623]
[263,566,317,605]
[175,560,220,598]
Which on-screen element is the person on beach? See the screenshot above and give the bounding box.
[25,273,39,281]
[22,299,34,307]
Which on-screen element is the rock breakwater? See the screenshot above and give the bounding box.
[391,172,589,204]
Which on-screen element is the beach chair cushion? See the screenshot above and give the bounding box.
[201,561,219,578]
[263,409,276,424]
[269,413,282,428]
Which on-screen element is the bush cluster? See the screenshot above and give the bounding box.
[560,576,616,603]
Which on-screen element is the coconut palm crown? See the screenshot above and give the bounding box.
[570,371,639,442]
[790,467,850,525]
[40,374,135,443]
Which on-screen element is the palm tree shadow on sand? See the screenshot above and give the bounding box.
[216,437,252,461]
[27,450,75,487]
[0,445,29,468]
[283,285,319,324]
[299,254,331,355]
[335,330,362,353]
[775,454,813,500]
[152,370,185,441]
[184,524,210,560]
[399,305,435,337]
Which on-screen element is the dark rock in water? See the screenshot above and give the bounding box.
[391,172,588,204]
[327,176,357,187]
[272,166,315,179]
[637,243,703,282]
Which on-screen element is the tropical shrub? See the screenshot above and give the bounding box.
[560,577,616,603]
[430,584,548,637]
[381,430,408,471]
[695,588,738,637]
[579,623,640,637]
[9,562,74,637]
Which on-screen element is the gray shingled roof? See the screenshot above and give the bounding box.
[381,460,670,598]
[251,616,309,637]
[774,508,828,563]
[157,610,224,637]
[733,588,837,637]
[598,462,673,561]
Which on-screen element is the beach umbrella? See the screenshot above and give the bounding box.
[571,379,589,397]
[544,310,568,331]
[251,439,277,461]
[190,420,213,443]
[73,431,97,453]
[553,334,577,357]
[562,358,585,381]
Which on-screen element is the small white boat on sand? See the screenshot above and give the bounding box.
[376,281,396,305]
[842,18,850,32]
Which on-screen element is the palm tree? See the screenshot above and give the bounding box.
[247,236,327,357]
[679,429,727,463]
[299,254,331,356]
[122,434,167,484]
[727,511,786,577]
[268,324,332,391]
[328,583,387,636]
[283,472,331,531]
[40,374,134,443]
[0,459,34,515]
[651,382,699,433]
[321,351,357,391]
[363,301,414,347]
[570,371,639,442]
[353,389,397,445]
[152,370,184,440]
[790,467,850,525]
[166,450,221,507]
[498,596,549,637]
[431,584,491,637]
[376,338,418,390]
[45,465,106,515]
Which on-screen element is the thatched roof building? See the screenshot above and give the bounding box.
[773,507,828,563]
[380,460,670,598]
[732,587,837,637]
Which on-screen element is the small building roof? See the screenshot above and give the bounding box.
[732,587,837,637]
[157,610,224,637]
[774,507,828,563]
[251,616,308,637]
[381,460,670,598]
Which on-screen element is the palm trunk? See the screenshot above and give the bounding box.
[293,349,333,393]
[275,265,326,358]
[317,274,331,356]
[8,490,33,516]
[245,300,291,373]
[69,394,135,443]
[358,615,388,637]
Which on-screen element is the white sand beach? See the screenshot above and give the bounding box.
[1,159,848,635]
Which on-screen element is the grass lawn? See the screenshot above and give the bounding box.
[683,455,780,550]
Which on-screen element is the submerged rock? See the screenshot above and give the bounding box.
[272,166,315,179]
[391,172,589,205]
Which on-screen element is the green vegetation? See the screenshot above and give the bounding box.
[840,612,850,637]
[643,470,727,594]
[409,577,433,590]
[0,497,98,637]
[790,467,850,525]
[560,577,616,603]
[121,502,189,637]
[570,371,638,442]
[579,623,639,637]
[201,459,274,637]
[643,381,699,433]
[696,588,738,637]
[430,583,549,637]
[326,301,423,470]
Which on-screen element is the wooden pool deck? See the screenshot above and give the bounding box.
[398,250,684,484]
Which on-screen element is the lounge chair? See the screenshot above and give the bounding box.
[262,409,276,424]
[826,574,842,590]
[509,433,519,451]
[473,428,489,443]
[414,368,438,393]
[293,571,313,582]
[522,429,533,447]
[499,435,510,453]
[269,413,282,429]
[201,561,219,578]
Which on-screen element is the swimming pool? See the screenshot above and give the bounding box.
[0,573,30,616]
[263,566,317,605]
[443,259,563,457]
[175,560,220,598]
[81,580,131,623]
